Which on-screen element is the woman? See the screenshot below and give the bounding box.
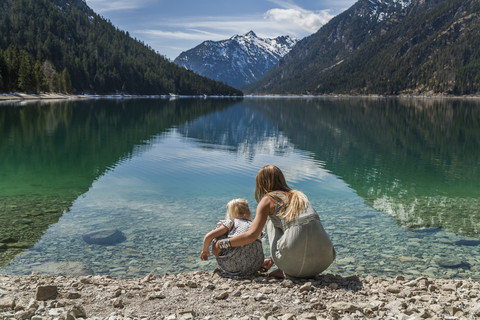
[214,165,336,278]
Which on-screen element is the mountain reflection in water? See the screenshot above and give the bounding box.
[1,97,480,279]
[242,98,480,237]
[0,98,238,267]
[178,97,480,236]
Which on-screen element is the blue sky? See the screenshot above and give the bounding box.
[85,0,357,60]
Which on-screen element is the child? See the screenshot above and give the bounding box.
[201,198,264,277]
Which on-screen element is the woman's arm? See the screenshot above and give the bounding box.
[212,196,275,255]
[200,225,229,260]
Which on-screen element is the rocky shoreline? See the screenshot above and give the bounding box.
[0,93,91,103]
[1,271,479,319]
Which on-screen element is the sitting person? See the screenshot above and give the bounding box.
[213,165,336,278]
[201,198,264,277]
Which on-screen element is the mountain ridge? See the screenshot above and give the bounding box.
[174,31,298,89]
[248,0,480,96]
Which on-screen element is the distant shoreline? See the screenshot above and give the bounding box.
[0,93,245,104]
[0,93,178,104]
[0,93,91,103]
[2,92,480,104]
[244,93,480,99]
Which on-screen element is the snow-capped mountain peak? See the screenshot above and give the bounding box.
[174,31,298,88]
[361,0,413,22]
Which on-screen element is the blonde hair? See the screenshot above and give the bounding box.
[255,165,308,221]
[226,198,251,220]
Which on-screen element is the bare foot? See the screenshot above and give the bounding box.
[268,269,285,279]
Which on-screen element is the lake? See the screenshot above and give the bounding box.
[1,96,480,280]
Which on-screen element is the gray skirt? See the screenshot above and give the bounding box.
[215,239,264,277]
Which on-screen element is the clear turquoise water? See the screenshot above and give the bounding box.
[1,97,480,279]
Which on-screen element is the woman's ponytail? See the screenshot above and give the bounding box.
[276,190,308,221]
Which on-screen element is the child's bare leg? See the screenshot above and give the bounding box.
[259,257,274,272]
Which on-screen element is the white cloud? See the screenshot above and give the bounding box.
[137,29,227,41]
[264,8,333,33]
[138,5,332,44]
[86,0,150,13]
[87,0,339,58]
[132,0,335,42]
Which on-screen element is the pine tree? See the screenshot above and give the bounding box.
[18,50,34,92]
[0,51,5,91]
[60,67,72,93]
[33,60,49,92]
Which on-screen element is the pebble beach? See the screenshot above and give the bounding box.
[1,270,479,320]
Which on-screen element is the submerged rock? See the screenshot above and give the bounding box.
[436,258,471,269]
[82,229,126,245]
[6,242,30,249]
[411,227,442,234]
[0,237,17,243]
[31,261,93,276]
[455,239,480,246]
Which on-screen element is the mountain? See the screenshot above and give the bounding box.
[0,0,242,96]
[174,31,298,89]
[249,0,480,95]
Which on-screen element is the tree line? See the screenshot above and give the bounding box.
[0,45,72,93]
[0,0,241,96]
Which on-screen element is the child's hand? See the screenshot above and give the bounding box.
[200,250,210,260]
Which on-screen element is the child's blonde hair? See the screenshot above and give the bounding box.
[226,198,251,220]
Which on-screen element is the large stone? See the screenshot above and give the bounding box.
[0,296,15,309]
[82,229,126,245]
[35,285,57,301]
[329,301,358,312]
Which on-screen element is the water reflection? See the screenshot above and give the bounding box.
[243,97,480,237]
[2,97,480,280]
[0,98,239,266]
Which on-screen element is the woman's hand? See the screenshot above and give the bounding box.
[200,250,210,260]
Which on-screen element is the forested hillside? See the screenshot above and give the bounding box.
[249,0,480,96]
[0,0,242,95]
